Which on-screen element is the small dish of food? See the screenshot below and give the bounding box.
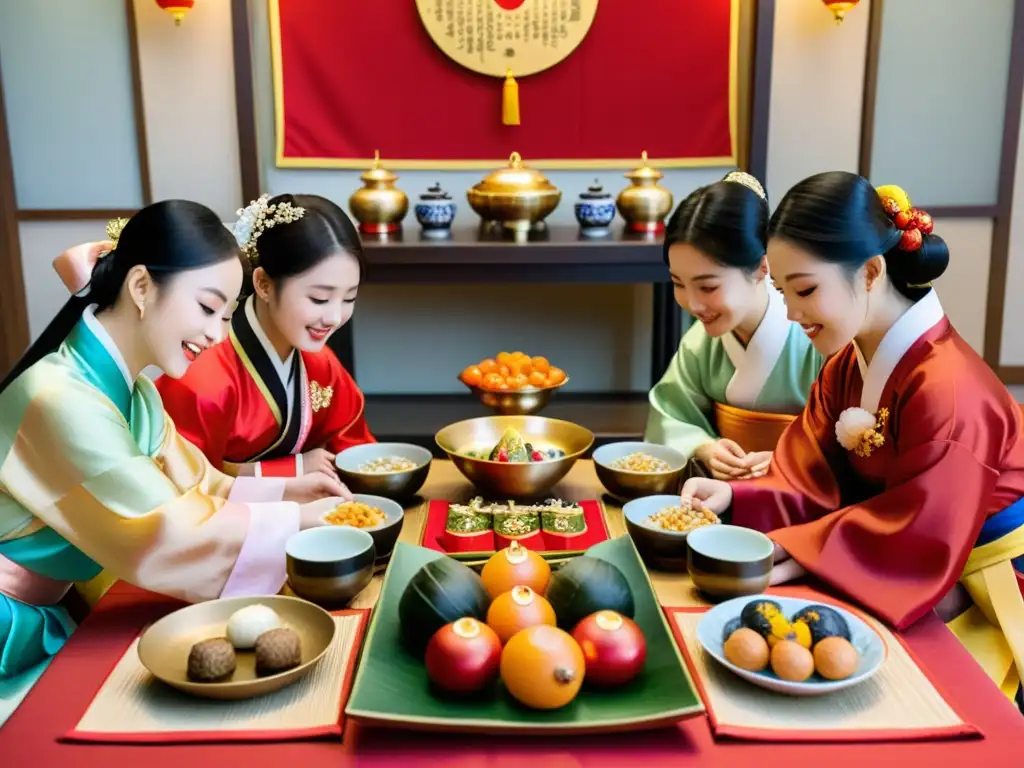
[622,494,721,572]
[136,595,336,700]
[321,494,404,562]
[592,442,687,499]
[335,443,432,500]
[696,595,886,696]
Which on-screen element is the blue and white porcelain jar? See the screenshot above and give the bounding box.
[574,179,616,237]
[414,182,456,238]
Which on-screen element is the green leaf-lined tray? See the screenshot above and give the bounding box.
[345,535,704,734]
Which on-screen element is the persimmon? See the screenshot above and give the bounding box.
[547,367,566,386]
[531,356,550,374]
[507,374,529,390]
[500,625,585,709]
[479,358,498,374]
[486,586,557,644]
[498,365,510,378]
[480,541,551,598]
[528,371,548,388]
[497,351,514,366]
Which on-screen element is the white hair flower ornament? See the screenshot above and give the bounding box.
[835,406,889,458]
[233,194,305,263]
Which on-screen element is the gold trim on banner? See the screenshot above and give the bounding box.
[269,0,740,170]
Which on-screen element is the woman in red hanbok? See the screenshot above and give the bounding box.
[157,194,375,481]
[682,172,1024,706]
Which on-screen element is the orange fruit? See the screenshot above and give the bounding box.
[547,367,566,386]
[461,365,483,387]
[528,371,548,388]
[531,356,550,374]
[508,360,524,377]
[498,365,510,378]
[486,585,557,644]
[500,625,585,709]
[479,358,498,375]
[497,351,514,366]
[480,541,551,599]
[481,372,505,390]
[507,374,529,390]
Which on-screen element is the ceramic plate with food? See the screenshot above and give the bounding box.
[137,595,336,700]
[695,594,886,696]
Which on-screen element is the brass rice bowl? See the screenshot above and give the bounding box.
[435,415,593,498]
[462,376,570,415]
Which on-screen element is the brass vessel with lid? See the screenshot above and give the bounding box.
[348,150,409,234]
[616,151,674,234]
[467,152,561,239]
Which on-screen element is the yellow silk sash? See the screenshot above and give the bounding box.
[948,524,1024,700]
[712,401,797,454]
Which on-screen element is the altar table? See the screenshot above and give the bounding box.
[1,460,1021,767]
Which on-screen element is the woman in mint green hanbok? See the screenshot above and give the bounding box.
[0,201,348,726]
[645,172,823,480]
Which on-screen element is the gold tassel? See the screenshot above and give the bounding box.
[502,69,520,126]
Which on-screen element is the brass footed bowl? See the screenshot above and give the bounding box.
[467,152,562,236]
[592,441,688,499]
[462,376,569,415]
[435,415,594,498]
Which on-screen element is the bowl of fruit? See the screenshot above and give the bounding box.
[435,415,593,498]
[459,351,568,415]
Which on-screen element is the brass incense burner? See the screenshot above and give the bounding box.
[616,151,674,234]
[467,152,561,240]
[348,150,408,234]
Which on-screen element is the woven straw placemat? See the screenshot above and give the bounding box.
[65,612,365,744]
[670,610,978,742]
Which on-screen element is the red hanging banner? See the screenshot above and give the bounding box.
[269,0,738,169]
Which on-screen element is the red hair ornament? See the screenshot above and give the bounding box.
[876,184,932,252]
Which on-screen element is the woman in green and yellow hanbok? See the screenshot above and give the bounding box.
[645,172,823,480]
[0,202,347,726]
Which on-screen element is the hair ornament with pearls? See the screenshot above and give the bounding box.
[875,184,934,253]
[233,194,306,263]
[723,170,767,201]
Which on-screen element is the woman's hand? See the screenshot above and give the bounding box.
[736,450,772,480]
[768,542,806,584]
[284,472,352,503]
[299,497,347,529]
[693,439,749,480]
[680,477,733,515]
[301,448,337,477]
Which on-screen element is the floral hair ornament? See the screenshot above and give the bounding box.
[723,170,767,201]
[835,405,889,458]
[233,194,306,263]
[876,184,934,253]
[51,215,128,296]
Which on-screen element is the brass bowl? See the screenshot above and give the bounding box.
[136,595,336,701]
[592,441,688,499]
[467,152,561,240]
[462,376,569,415]
[435,415,594,498]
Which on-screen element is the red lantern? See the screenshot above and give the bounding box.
[822,1,861,24]
[155,0,194,26]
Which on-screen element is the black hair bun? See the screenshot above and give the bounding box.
[885,232,949,292]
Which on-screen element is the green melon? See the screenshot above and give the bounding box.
[398,556,491,655]
[545,556,635,631]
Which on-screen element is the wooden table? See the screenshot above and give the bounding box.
[5,460,1024,767]
[349,459,702,611]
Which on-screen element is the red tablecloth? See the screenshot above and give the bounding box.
[1,583,1022,767]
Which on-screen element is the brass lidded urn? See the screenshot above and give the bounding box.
[348,150,409,234]
[616,151,674,234]
[467,152,561,241]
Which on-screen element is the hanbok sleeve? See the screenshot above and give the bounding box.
[643,331,717,458]
[1,381,299,604]
[732,354,1009,630]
